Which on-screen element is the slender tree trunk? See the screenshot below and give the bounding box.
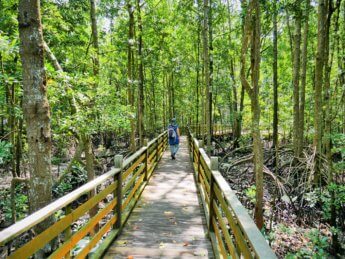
[9,83,17,177]
[15,111,23,176]
[203,0,212,154]
[292,6,302,157]
[137,0,145,146]
[163,74,167,128]
[0,53,4,138]
[89,0,99,233]
[90,0,99,75]
[171,72,175,117]
[196,26,201,128]
[43,41,62,71]
[299,0,310,152]
[314,0,328,184]
[240,0,263,229]
[209,0,213,138]
[127,0,136,152]
[272,0,278,149]
[323,1,341,253]
[18,0,54,255]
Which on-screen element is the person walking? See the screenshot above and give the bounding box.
[168,118,180,160]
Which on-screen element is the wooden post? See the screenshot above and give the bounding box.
[143,139,149,181]
[156,135,160,161]
[190,134,194,162]
[64,204,72,258]
[114,155,123,229]
[208,156,218,232]
[197,140,204,182]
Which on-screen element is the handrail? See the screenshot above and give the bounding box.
[0,131,168,258]
[0,168,120,245]
[188,124,232,137]
[187,128,276,259]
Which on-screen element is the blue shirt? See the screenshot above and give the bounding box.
[168,124,179,145]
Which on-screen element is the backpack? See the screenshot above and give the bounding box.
[168,125,176,140]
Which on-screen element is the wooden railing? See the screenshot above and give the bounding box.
[189,124,232,138]
[0,132,168,258]
[187,129,276,259]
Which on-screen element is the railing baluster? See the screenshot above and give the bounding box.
[64,204,72,259]
[156,135,159,162]
[197,140,203,183]
[143,139,149,181]
[114,155,123,229]
[208,157,218,233]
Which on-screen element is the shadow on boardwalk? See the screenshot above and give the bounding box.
[104,136,214,258]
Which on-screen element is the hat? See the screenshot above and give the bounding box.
[171,118,176,124]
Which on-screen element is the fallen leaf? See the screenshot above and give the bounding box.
[159,242,165,249]
[116,240,127,245]
[127,256,134,259]
[183,242,189,247]
[164,211,174,216]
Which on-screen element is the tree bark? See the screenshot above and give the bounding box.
[240,0,263,229]
[272,0,278,149]
[196,24,201,128]
[18,0,54,255]
[314,0,328,184]
[137,0,145,146]
[203,0,212,154]
[299,0,310,152]
[90,0,99,75]
[88,0,99,233]
[292,5,302,157]
[127,0,136,152]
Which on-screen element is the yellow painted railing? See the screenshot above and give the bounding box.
[188,124,232,138]
[0,132,168,258]
[187,128,276,259]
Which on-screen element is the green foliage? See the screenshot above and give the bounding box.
[278,224,294,235]
[332,133,345,172]
[53,164,88,197]
[285,229,331,258]
[321,184,345,220]
[0,141,12,165]
[244,185,256,203]
[0,184,28,222]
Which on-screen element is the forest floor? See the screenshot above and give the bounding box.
[215,135,345,258]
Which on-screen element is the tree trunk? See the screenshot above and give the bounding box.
[314,0,328,184]
[209,0,213,138]
[272,0,278,149]
[15,115,23,177]
[88,0,99,233]
[240,0,263,229]
[196,25,201,128]
[43,41,62,72]
[203,0,212,154]
[127,0,136,152]
[137,0,145,146]
[292,6,302,157]
[18,0,54,255]
[323,1,341,253]
[299,0,310,153]
[90,0,99,75]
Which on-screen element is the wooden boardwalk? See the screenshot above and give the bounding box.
[104,136,214,258]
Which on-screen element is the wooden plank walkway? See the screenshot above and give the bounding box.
[104,136,214,258]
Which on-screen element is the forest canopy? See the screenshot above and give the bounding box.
[0,0,344,257]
